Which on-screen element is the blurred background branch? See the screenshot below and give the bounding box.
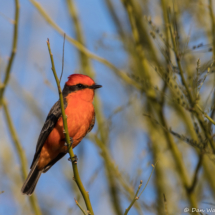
[0,0,19,104]
[0,0,41,214]
[1,0,215,214]
[2,99,42,215]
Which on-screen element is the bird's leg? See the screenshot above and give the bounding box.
[64,137,73,147]
[66,137,78,163]
[68,154,78,163]
[68,137,73,148]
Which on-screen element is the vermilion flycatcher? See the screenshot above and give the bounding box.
[21,74,102,195]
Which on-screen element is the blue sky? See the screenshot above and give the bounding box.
[1,1,215,215]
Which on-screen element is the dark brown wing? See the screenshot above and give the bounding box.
[30,98,67,168]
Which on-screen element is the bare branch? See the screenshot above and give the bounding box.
[60,33,66,83]
[47,39,94,215]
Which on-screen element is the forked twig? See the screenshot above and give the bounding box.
[60,33,66,83]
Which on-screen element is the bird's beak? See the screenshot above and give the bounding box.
[90,84,102,89]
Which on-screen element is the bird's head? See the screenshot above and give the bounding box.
[63,74,102,102]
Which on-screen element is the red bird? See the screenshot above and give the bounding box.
[21,74,102,195]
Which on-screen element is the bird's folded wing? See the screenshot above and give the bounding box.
[30,98,67,168]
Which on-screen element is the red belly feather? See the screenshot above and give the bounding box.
[37,97,94,170]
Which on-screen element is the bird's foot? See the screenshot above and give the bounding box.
[68,154,78,163]
[64,137,73,147]
[70,137,73,145]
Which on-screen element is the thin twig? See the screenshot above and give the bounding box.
[60,33,66,83]
[124,180,143,215]
[47,39,94,215]
[138,163,157,197]
[0,0,19,105]
[124,163,156,215]
[74,199,88,215]
[0,12,15,24]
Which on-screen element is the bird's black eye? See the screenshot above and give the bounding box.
[77,84,84,88]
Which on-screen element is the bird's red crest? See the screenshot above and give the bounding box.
[66,74,95,86]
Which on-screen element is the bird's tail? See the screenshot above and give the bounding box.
[21,159,42,195]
